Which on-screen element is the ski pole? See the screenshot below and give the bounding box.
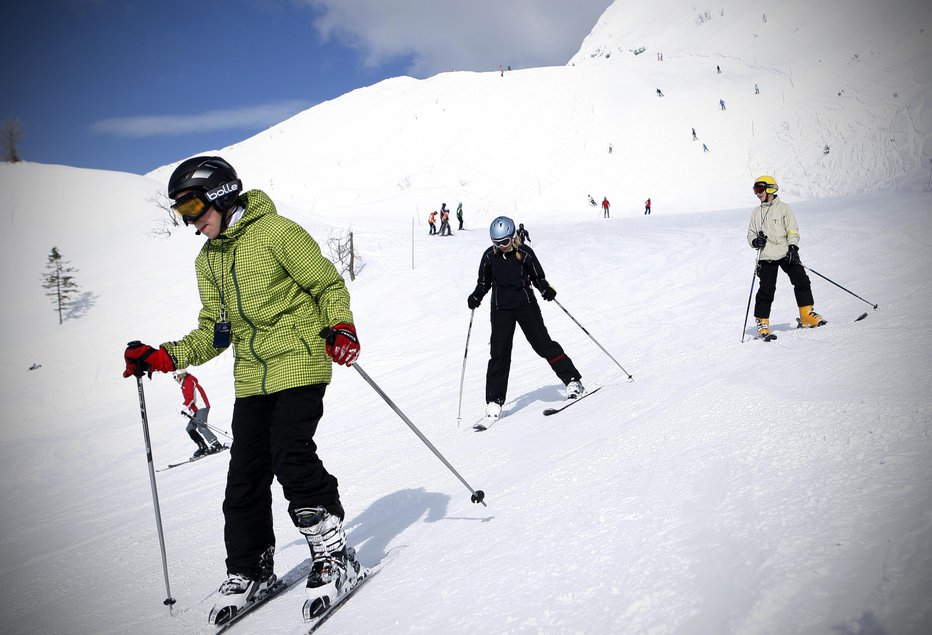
[179,411,233,441]
[352,362,486,506]
[804,266,879,310]
[552,298,633,380]
[128,342,176,609]
[741,248,762,343]
[204,423,232,441]
[455,309,475,427]
[322,325,486,506]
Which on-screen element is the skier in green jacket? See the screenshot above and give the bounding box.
[122,156,362,624]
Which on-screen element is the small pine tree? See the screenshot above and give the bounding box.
[2,118,23,163]
[42,247,81,325]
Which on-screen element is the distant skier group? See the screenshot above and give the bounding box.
[429,202,464,235]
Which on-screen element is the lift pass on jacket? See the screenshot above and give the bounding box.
[214,309,231,349]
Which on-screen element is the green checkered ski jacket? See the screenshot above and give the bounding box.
[162,189,354,397]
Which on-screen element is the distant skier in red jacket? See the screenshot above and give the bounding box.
[602,197,611,218]
[175,370,223,458]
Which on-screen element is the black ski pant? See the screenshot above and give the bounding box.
[486,302,580,405]
[754,258,814,319]
[223,384,342,579]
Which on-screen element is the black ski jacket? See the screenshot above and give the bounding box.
[472,244,551,310]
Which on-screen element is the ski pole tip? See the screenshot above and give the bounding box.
[471,490,486,505]
[163,597,176,606]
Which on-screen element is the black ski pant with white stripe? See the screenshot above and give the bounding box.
[223,384,343,579]
[754,258,814,319]
[486,302,580,405]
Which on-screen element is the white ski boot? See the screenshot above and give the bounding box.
[303,546,362,619]
[297,507,361,620]
[485,402,502,422]
[208,571,277,625]
[208,545,276,625]
[565,380,585,400]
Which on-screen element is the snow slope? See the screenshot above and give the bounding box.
[2,0,932,633]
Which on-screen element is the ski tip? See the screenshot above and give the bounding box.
[855,312,868,322]
[473,424,487,432]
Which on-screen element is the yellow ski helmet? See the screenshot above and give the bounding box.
[753,175,778,195]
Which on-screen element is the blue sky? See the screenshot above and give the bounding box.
[3,1,611,175]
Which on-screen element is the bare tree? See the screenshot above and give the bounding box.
[326,229,361,281]
[2,118,23,162]
[42,247,81,325]
[146,190,181,238]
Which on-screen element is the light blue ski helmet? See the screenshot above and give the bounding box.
[489,216,516,242]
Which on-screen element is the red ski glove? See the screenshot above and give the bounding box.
[322,323,360,366]
[123,341,175,378]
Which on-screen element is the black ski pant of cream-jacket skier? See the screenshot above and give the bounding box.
[754,258,814,319]
[486,302,580,405]
[223,384,343,580]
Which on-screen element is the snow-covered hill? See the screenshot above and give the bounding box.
[2,1,931,633]
[148,0,932,218]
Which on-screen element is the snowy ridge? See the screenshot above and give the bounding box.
[147,0,931,216]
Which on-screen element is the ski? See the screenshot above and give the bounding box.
[157,445,229,472]
[543,386,603,416]
[756,333,778,342]
[855,312,868,321]
[213,558,313,633]
[304,548,401,633]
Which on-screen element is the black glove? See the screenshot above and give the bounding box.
[751,231,767,249]
[785,244,800,266]
[541,286,557,301]
[467,293,481,310]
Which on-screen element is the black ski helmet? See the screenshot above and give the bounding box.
[167,156,243,213]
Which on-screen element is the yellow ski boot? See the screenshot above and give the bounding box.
[798,305,827,328]
[755,317,771,339]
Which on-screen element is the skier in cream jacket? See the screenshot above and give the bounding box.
[747,175,826,338]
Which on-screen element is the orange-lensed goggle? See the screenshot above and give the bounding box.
[171,191,212,225]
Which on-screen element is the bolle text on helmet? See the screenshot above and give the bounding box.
[206,181,239,201]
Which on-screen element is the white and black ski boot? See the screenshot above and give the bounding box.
[297,507,361,620]
[565,380,585,400]
[303,546,362,619]
[485,402,502,422]
[208,547,277,625]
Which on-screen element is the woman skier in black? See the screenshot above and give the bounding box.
[467,216,583,422]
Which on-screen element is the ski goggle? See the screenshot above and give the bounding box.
[753,182,772,193]
[492,235,514,247]
[171,191,212,225]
